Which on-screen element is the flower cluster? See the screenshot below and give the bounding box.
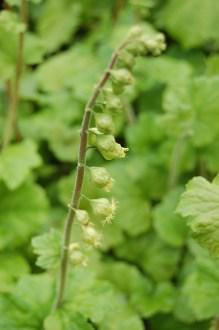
[69,26,166,267]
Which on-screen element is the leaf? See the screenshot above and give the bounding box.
[115,232,181,281]
[48,124,81,162]
[24,33,46,65]
[162,76,219,146]
[0,182,49,249]
[32,229,61,270]
[99,261,176,317]
[125,112,164,154]
[99,261,152,303]
[177,175,219,257]
[0,253,30,293]
[44,311,94,330]
[151,314,209,330]
[36,45,103,101]
[135,55,193,90]
[154,188,188,247]
[176,261,219,321]
[0,140,42,190]
[109,162,151,236]
[98,293,144,330]
[0,274,53,329]
[66,266,144,330]
[67,269,115,324]
[157,0,219,48]
[36,0,81,53]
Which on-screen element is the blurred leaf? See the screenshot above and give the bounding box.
[135,56,192,90]
[99,261,175,317]
[0,140,41,190]
[126,112,164,153]
[0,274,53,329]
[177,175,219,257]
[67,267,144,330]
[109,162,151,236]
[116,232,181,281]
[154,188,188,247]
[0,253,30,293]
[44,311,94,330]
[24,33,46,65]
[36,45,103,101]
[0,182,49,249]
[162,76,219,146]
[37,0,81,53]
[151,314,209,330]
[32,229,61,270]
[175,259,219,321]
[157,0,219,48]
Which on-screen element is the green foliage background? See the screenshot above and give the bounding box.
[1,0,219,329]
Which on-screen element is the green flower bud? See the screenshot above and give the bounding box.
[128,25,144,39]
[111,68,135,86]
[89,166,114,192]
[70,250,88,267]
[117,50,136,69]
[140,33,166,56]
[69,242,80,251]
[126,39,146,56]
[91,198,117,224]
[69,243,87,267]
[107,97,123,112]
[82,224,102,247]
[95,113,114,134]
[75,209,90,226]
[102,88,123,112]
[96,135,129,160]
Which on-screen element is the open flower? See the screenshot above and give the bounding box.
[90,198,117,224]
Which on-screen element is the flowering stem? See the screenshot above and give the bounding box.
[2,0,27,149]
[53,40,129,310]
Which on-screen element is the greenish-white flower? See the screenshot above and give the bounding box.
[91,198,117,224]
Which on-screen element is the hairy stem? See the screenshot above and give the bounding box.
[53,41,128,310]
[2,0,27,148]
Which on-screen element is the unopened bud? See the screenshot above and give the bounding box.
[111,68,134,86]
[117,50,136,69]
[96,134,129,160]
[89,166,114,192]
[102,88,123,112]
[82,224,102,247]
[69,242,80,251]
[95,113,114,134]
[140,33,166,56]
[75,209,90,226]
[70,250,88,267]
[128,25,144,39]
